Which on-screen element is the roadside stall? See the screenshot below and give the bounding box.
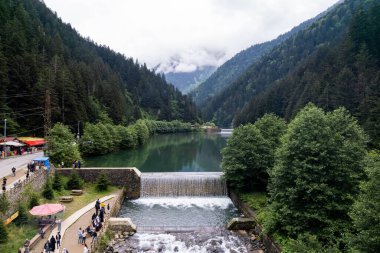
[33,156,51,171]
[17,137,45,153]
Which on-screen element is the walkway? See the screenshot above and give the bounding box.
[32,194,118,253]
[0,151,43,178]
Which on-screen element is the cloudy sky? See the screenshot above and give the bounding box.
[44,0,339,73]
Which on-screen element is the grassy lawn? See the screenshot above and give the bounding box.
[240,192,267,223]
[0,177,120,252]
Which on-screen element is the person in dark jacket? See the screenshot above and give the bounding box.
[49,235,56,252]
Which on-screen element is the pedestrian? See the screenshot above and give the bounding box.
[83,243,89,253]
[24,239,30,253]
[26,170,30,180]
[62,248,69,253]
[39,227,45,238]
[91,231,97,244]
[99,208,104,223]
[82,229,87,244]
[44,240,50,253]
[91,213,96,221]
[18,248,22,253]
[56,232,61,249]
[72,160,76,168]
[78,227,83,244]
[77,160,81,169]
[107,203,110,213]
[95,199,100,216]
[49,235,56,252]
[12,167,16,176]
[2,177,7,186]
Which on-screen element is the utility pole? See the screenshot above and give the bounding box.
[3,118,6,158]
[44,89,51,156]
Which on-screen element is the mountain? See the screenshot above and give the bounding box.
[0,0,198,137]
[192,11,327,106]
[235,0,380,146]
[201,0,361,127]
[164,65,216,94]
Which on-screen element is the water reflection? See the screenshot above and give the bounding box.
[85,133,227,172]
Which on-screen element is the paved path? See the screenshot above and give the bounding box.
[0,151,43,178]
[33,194,117,253]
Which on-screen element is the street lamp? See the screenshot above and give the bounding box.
[3,119,6,158]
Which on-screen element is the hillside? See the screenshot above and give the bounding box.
[164,65,216,94]
[235,1,380,146]
[191,11,327,106]
[0,0,198,137]
[201,0,359,127]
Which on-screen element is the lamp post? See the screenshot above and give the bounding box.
[76,120,80,143]
[3,119,6,158]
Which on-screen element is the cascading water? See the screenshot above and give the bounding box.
[115,172,258,252]
[141,172,228,197]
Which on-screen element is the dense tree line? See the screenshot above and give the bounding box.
[235,1,380,148]
[222,104,379,252]
[0,0,198,138]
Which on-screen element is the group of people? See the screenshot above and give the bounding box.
[59,160,81,169]
[43,232,61,253]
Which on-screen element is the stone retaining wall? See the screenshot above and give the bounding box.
[229,191,282,253]
[57,167,141,199]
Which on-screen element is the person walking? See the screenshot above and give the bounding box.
[77,227,83,244]
[44,240,51,253]
[24,239,30,253]
[11,167,16,176]
[82,229,87,244]
[77,160,81,169]
[95,199,100,216]
[56,232,61,249]
[49,235,56,252]
[92,231,97,244]
[62,248,69,253]
[26,170,30,180]
[83,243,89,253]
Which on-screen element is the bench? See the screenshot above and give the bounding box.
[59,196,74,202]
[71,189,83,196]
[29,224,55,249]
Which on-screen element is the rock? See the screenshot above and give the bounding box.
[174,246,179,252]
[140,242,151,251]
[251,250,264,253]
[115,234,119,239]
[123,232,129,236]
[109,218,137,233]
[227,218,256,230]
[250,235,257,241]
[129,231,135,236]
[236,230,249,237]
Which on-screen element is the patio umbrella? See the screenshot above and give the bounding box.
[29,204,65,216]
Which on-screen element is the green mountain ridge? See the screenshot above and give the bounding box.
[201,0,363,126]
[0,0,198,137]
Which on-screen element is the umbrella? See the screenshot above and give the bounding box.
[29,204,65,216]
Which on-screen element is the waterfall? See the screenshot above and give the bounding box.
[141,172,227,197]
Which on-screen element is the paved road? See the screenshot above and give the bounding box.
[0,151,43,179]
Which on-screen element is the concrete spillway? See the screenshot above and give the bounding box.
[140,172,227,197]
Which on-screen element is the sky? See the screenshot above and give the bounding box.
[44,0,339,73]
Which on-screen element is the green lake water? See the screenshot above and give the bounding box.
[84,132,227,172]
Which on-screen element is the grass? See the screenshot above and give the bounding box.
[240,192,267,223]
[0,223,37,252]
[0,176,120,252]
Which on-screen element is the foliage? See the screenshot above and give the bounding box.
[48,123,82,165]
[133,119,150,145]
[42,178,54,200]
[283,233,341,253]
[221,124,271,191]
[96,171,111,191]
[0,194,9,215]
[14,204,28,226]
[240,192,267,222]
[0,218,8,244]
[265,104,367,244]
[52,172,63,191]
[0,0,198,138]
[28,193,39,209]
[66,171,84,190]
[348,151,380,253]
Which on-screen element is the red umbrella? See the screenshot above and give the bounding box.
[29,204,65,216]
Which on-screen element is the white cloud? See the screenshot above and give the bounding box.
[44,0,339,73]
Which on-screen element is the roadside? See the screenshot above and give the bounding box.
[0,151,43,179]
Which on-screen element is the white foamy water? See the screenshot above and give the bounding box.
[130,197,235,210]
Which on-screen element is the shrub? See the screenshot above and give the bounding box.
[14,204,28,226]
[66,171,84,190]
[42,178,54,200]
[52,173,63,191]
[29,193,39,209]
[0,218,8,243]
[96,171,110,191]
[0,194,10,215]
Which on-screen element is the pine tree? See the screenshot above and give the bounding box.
[42,178,54,200]
[96,171,110,191]
[0,218,8,244]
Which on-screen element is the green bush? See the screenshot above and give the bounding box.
[96,171,110,191]
[52,173,63,191]
[0,194,9,215]
[0,218,8,244]
[66,171,84,190]
[14,204,28,226]
[42,178,54,200]
[28,193,39,209]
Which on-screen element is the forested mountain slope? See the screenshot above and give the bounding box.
[191,8,335,106]
[235,1,380,146]
[201,0,360,127]
[0,0,198,136]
